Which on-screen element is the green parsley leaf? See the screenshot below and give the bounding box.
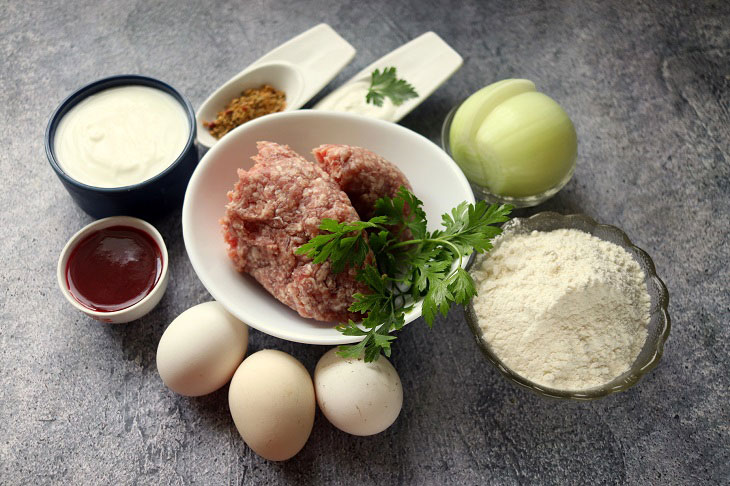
[336,319,369,336]
[448,267,477,305]
[421,276,453,326]
[365,67,419,107]
[435,200,512,256]
[295,218,385,272]
[374,186,428,240]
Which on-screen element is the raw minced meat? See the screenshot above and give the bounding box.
[312,144,413,220]
[221,141,370,323]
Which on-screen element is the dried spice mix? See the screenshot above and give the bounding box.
[204,84,286,139]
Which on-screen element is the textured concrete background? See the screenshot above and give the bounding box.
[1,0,728,484]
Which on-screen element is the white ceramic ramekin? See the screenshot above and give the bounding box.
[57,216,169,324]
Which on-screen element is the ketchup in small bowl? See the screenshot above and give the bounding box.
[57,216,169,323]
[66,226,163,312]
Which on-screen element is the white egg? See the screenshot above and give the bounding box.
[156,301,248,396]
[228,350,315,461]
[314,348,403,436]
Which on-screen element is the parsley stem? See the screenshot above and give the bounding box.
[387,238,420,249]
[388,237,464,267]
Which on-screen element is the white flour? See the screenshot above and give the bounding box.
[470,227,651,390]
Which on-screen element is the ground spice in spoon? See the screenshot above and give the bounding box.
[204,84,286,139]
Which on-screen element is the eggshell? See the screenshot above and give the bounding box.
[228,350,315,461]
[314,348,403,436]
[156,301,248,396]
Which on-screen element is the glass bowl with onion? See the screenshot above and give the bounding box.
[442,79,577,208]
[463,212,670,400]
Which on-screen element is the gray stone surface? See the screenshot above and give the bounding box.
[1,0,728,484]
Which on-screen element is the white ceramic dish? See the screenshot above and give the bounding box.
[182,110,474,345]
[57,216,169,324]
[196,24,356,149]
[313,31,463,122]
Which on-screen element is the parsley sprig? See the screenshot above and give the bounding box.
[296,187,512,362]
[365,67,419,107]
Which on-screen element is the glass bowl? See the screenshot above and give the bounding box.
[464,212,670,400]
[441,102,575,208]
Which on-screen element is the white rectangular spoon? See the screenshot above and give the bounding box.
[313,32,463,122]
[196,24,356,148]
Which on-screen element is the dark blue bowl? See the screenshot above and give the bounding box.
[45,75,199,219]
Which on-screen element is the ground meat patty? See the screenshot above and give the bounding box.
[221,141,370,323]
[312,144,413,220]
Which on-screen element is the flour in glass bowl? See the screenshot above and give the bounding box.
[469,227,651,390]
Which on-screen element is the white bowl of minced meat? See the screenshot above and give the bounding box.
[182,110,474,345]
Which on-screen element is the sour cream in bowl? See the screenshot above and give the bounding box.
[46,75,199,218]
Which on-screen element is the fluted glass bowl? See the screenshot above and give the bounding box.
[464,212,670,400]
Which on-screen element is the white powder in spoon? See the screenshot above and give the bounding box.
[470,227,651,390]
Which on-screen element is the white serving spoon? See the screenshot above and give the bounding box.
[196,24,356,149]
[313,32,463,123]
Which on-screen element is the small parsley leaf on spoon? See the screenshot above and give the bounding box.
[365,67,419,107]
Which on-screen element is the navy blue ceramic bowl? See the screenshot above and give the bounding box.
[46,75,199,219]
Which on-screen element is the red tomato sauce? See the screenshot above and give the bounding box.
[66,225,162,312]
